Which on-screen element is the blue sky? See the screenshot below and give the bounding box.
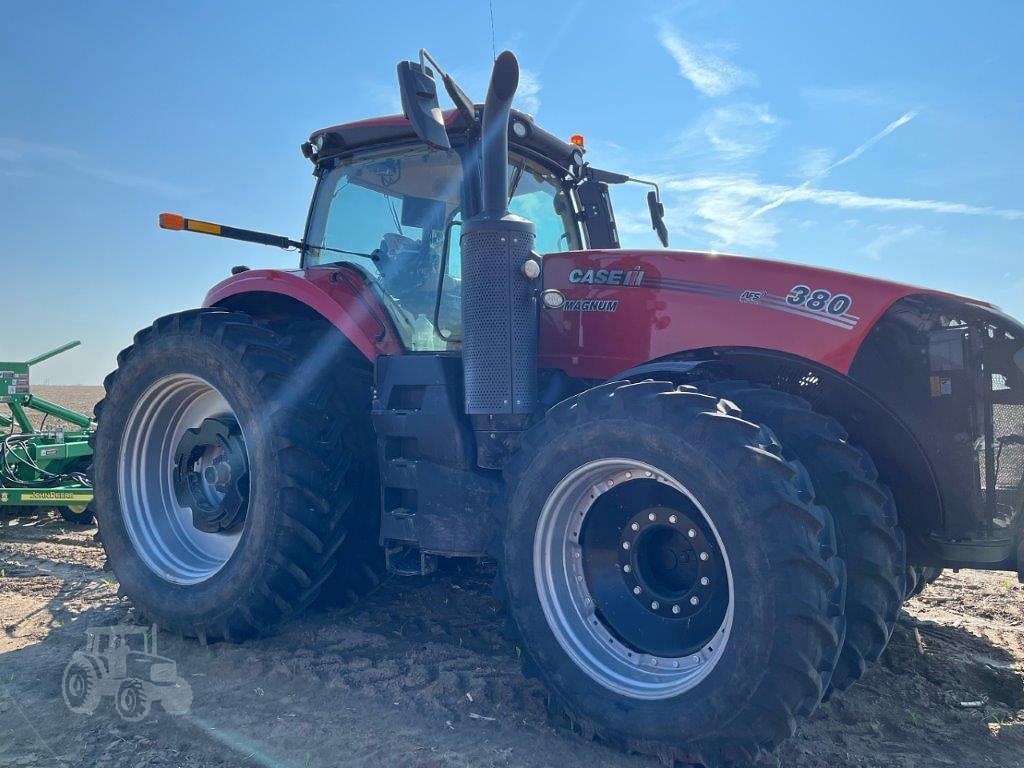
[2,1,1022,383]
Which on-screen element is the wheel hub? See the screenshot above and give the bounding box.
[173,416,249,534]
[620,506,717,619]
[535,459,734,699]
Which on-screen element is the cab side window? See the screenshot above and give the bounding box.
[305,147,464,351]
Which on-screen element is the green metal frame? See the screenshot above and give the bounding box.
[0,341,94,511]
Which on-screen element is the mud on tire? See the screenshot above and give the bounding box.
[90,309,379,642]
[502,380,846,766]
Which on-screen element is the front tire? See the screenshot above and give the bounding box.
[91,309,376,642]
[503,381,845,765]
[115,679,150,722]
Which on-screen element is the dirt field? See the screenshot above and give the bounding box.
[1,387,1023,767]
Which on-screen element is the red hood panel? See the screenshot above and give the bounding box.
[539,249,981,378]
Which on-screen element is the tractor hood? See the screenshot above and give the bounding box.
[538,248,997,379]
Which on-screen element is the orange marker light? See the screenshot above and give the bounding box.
[570,134,585,147]
[159,212,185,230]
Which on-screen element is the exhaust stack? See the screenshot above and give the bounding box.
[459,51,539,461]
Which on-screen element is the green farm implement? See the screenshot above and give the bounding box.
[1,341,95,523]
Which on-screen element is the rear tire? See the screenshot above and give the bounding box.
[62,659,100,715]
[272,319,386,608]
[503,380,845,765]
[90,309,379,641]
[697,382,906,696]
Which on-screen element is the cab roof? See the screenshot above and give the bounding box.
[308,108,580,170]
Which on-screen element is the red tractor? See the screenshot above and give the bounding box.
[91,50,1023,765]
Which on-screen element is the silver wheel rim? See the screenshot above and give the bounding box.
[118,374,246,585]
[534,458,734,700]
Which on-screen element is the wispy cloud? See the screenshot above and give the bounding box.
[657,22,755,97]
[690,103,780,160]
[516,68,542,115]
[0,137,198,198]
[861,225,925,261]
[665,175,1024,221]
[749,111,918,218]
[794,147,834,178]
[656,172,1023,252]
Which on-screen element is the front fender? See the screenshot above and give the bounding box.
[204,267,404,360]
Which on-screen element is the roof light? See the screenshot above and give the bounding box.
[570,134,585,147]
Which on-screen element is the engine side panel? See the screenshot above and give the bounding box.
[538,249,973,379]
[204,266,404,360]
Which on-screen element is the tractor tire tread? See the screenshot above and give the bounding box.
[697,380,906,697]
[502,379,846,766]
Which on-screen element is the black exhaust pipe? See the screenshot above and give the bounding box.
[480,51,519,218]
[460,51,539,464]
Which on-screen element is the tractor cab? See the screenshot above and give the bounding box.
[301,117,583,349]
[85,625,151,656]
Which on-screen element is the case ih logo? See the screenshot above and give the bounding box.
[568,268,645,287]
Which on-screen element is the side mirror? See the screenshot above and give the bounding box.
[397,61,451,151]
[647,190,669,247]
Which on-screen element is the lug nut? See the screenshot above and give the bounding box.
[625,472,632,478]
[631,522,640,531]
[699,552,709,561]
[645,471,653,477]
[687,528,697,538]
[633,586,642,595]
[700,576,710,586]
[622,541,630,550]
[651,601,660,610]
[648,513,656,522]
[668,514,677,524]
[690,596,700,606]
[671,604,681,615]
[623,564,632,573]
